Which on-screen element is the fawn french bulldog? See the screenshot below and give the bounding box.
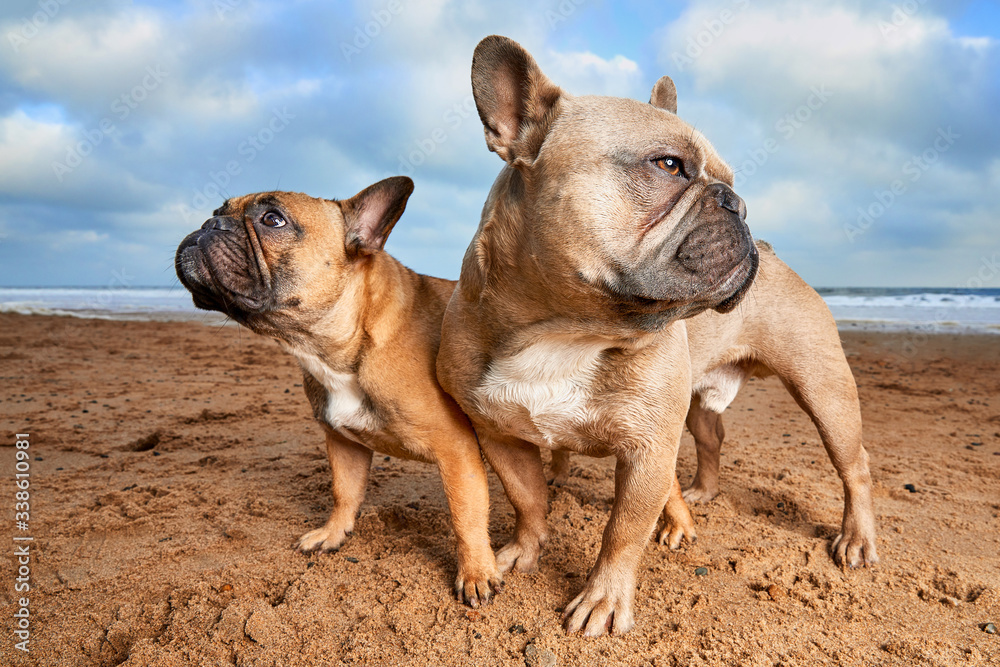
[175,178,502,607]
[437,36,758,635]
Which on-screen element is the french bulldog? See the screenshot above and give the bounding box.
[437,36,758,636]
[174,178,502,607]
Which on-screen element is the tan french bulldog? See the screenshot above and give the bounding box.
[174,178,502,607]
[437,36,759,636]
[552,241,879,568]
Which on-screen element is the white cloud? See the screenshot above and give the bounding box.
[0,107,168,211]
[0,7,275,126]
[543,50,643,98]
[660,1,995,129]
[663,3,935,100]
[0,10,167,104]
[0,110,74,193]
[42,229,109,251]
[743,179,836,236]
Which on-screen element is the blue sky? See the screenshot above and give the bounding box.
[0,0,997,288]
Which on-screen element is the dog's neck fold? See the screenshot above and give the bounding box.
[288,251,413,373]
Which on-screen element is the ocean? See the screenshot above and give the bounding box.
[0,286,225,323]
[1,286,999,334]
[817,287,1000,334]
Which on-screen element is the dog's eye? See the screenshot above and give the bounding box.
[654,157,684,177]
[262,212,286,228]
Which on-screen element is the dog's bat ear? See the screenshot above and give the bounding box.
[471,35,563,167]
[340,176,414,257]
[650,76,677,113]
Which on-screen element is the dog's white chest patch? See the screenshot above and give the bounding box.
[476,335,607,447]
[290,349,379,442]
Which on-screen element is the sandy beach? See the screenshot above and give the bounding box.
[1,312,998,666]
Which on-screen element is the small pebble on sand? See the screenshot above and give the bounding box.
[525,641,557,667]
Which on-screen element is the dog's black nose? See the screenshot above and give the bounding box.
[706,184,747,221]
[201,215,239,231]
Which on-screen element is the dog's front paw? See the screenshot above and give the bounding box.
[495,537,543,574]
[296,523,352,554]
[455,562,505,609]
[562,575,635,637]
[831,525,879,568]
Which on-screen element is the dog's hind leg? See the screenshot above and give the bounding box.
[777,356,878,568]
[296,428,372,554]
[548,449,571,486]
[685,364,746,502]
[683,396,725,503]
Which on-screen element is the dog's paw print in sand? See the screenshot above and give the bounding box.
[245,497,276,518]
[184,408,239,424]
[182,403,275,426]
[125,430,164,452]
[115,429,186,453]
[375,503,453,546]
[747,566,873,613]
[738,486,815,533]
[63,486,177,536]
[916,569,988,606]
[88,600,173,665]
[99,588,305,665]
